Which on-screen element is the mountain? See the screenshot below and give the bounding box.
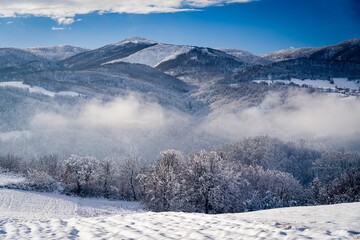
[0,37,359,159]
[81,38,266,84]
[25,45,89,61]
[61,38,157,70]
[154,47,259,83]
[221,49,272,65]
[224,38,360,83]
[104,43,194,68]
[222,58,360,83]
[0,48,56,74]
[263,39,360,63]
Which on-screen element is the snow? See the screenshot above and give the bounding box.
[0,182,358,240]
[25,45,88,61]
[0,189,141,220]
[0,172,26,186]
[104,44,193,67]
[0,81,81,97]
[57,91,82,97]
[0,81,55,96]
[291,78,336,89]
[221,49,271,65]
[333,78,360,90]
[262,47,316,61]
[115,37,158,46]
[254,78,360,91]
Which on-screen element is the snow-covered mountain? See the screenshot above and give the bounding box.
[223,38,360,83]
[221,48,272,65]
[62,38,258,84]
[104,43,194,68]
[0,37,360,164]
[61,38,157,69]
[263,38,360,63]
[0,48,56,75]
[25,45,89,61]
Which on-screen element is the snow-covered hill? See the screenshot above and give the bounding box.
[26,45,89,61]
[105,43,194,67]
[0,48,54,70]
[61,38,157,69]
[0,182,358,239]
[222,48,272,65]
[263,38,360,63]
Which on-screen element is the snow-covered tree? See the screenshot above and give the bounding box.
[139,149,183,211]
[61,154,99,194]
[181,150,226,214]
[27,169,62,192]
[98,157,118,198]
[119,156,142,200]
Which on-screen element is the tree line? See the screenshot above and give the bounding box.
[0,136,359,213]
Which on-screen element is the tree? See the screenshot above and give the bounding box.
[139,149,183,211]
[98,157,118,198]
[120,156,141,200]
[181,150,226,214]
[62,154,99,195]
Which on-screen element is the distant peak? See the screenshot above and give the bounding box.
[338,38,360,45]
[116,37,158,45]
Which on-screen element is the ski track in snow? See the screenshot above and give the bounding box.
[0,184,359,239]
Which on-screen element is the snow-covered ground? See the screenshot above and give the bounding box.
[0,81,81,97]
[0,173,358,239]
[0,172,26,187]
[0,184,358,239]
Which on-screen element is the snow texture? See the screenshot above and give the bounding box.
[25,45,88,61]
[105,43,193,67]
[0,172,26,186]
[0,179,358,240]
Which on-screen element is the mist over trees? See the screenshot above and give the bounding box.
[1,136,359,214]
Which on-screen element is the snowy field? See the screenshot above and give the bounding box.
[0,183,359,239]
[0,173,359,239]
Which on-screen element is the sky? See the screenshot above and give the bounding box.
[0,0,359,54]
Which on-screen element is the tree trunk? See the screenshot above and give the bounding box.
[130,170,137,200]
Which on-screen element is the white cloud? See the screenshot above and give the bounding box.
[201,92,360,140]
[30,96,169,131]
[0,0,253,25]
[51,26,66,31]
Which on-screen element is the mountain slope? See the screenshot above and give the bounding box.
[61,38,157,70]
[222,48,272,65]
[26,45,89,61]
[64,38,269,84]
[104,43,194,67]
[155,47,249,83]
[0,48,56,75]
[223,58,360,83]
[223,39,360,83]
[263,38,360,63]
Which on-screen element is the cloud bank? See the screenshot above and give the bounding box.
[1,91,360,160]
[0,0,253,25]
[202,92,360,141]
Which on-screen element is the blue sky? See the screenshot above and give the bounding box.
[0,0,359,54]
